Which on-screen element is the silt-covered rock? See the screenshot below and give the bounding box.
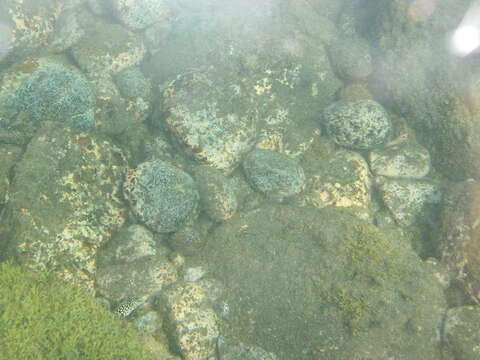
[194,204,446,359]
[242,148,305,202]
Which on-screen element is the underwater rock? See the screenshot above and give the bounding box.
[443,306,480,360]
[110,0,171,30]
[0,0,67,64]
[97,224,158,265]
[0,144,21,209]
[71,15,145,75]
[162,279,221,360]
[377,178,442,226]
[242,148,305,202]
[124,160,199,233]
[48,7,84,53]
[195,204,446,360]
[439,180,480,304]
[89,74,150,136]
[216,336,278,360]
[96,254,178,303]
[369,140,431,179]
[0,124,127,291]
[114,67,152,101]
[0,57,95,133]
[370,1,480,180]
[161,71,258,174]
[323,99,392,150]
[169,225,205,257]
[303,146,372,220]
[328,35,373,81]
[193,165,238,221]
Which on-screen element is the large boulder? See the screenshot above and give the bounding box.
[193,204,446,360]
[0,56,95,142]
[0,124,128,291]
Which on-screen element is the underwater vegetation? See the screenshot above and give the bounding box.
[0,261,154,360]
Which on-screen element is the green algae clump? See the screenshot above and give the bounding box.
[0,261,154,360]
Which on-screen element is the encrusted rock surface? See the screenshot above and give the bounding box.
[162,279,221,360]
[124,160,200,233]
[440,180,480,304]
[369,140,431,179]
[323,99,392,150]
[0,124,127,291]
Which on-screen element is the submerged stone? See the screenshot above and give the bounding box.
[0,57,95,132]
[323,99,392,150]
[194,204,446,359]
[124,160,199,233]
[0,124,127,291]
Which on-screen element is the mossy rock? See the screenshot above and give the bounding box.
[195,204,446,359]
[0,261,154,360]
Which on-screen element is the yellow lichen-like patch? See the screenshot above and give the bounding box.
[258,128,318,159]
[9,59,39,74]
[254,78,272,95]
[15,135,126,292]
[305,151,371,219]
[274,65,301,88]
[164,281,219,359]
[257,130,286,153]
[8,2,59,45]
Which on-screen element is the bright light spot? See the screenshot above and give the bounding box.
[450,25,480,56]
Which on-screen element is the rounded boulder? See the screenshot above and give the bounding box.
[124,160,199,233]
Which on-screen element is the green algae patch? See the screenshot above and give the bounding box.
[334,287,368,336]
[0,261,154,360]
[332,222,415,335]
[344,222,408,283]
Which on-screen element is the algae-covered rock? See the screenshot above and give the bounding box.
[96,224,158,265]
[303,143,372,220]
[124,160,199,233]
[439,180,480,304]
[328,35,373,80]
[0,144,21,208]
[369,140,431,179]
[193,165,238,221]
[242,148,305,202]
[89,74,151,136]
[110,0,170,30]
[0,124,127,291]
[0,56,95,135]
[0,261,154,360]
[96,254,178,304]
[161,279,221,360]
[194,204,446,360]
[0,0,65,64]
[161,70,258,174]
[71,13,145,75]
[369,0,480,180]
[378,178,442,226]
[443,306,480,360]
[323,99,392,150]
